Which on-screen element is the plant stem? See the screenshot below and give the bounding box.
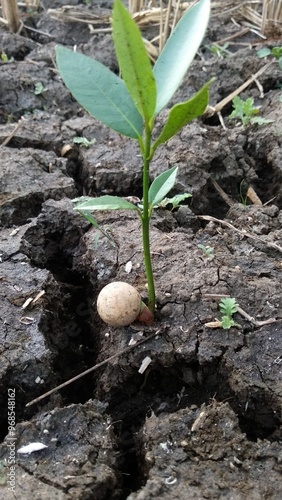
[141,128,155,313]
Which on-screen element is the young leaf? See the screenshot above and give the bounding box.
[152,81,211,150]
[158,193,192,209]
[271,47,282,59]
[153,0,210,114]
[148,166,178,207]
[75,208,100,229]
[243,98,258,117]
[76,209,117,247]
[112,0,156,123]
[219,297,238,317]
[221,316,236,330]
[55,46,143,139]
[74,195,140,212]
[251,117,274,126]
[257,47,271,58]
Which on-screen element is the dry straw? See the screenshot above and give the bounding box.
[239,0,282,35]
[46,1,282,59]
[0,0,20,33]
[1,1,281,38]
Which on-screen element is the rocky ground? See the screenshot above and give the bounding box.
[0,1,282,498]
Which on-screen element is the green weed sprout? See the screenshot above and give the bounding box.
[1,52,9,62]
[207,42,230,58]
[197,244,214,259]
[73,136,96,148]
[55,0,212,316]
[34,81,46,95]
[229,95,273,127]
[219,297,240,329]
[257,46,282,70]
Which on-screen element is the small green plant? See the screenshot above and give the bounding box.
[1,52,9,62]
[257,46,282,103]
[34,81,46,95]
[229,95,273,127]
[73,136,96,148]
[257,46,282,70]
[197,243,214,259]
[56,0,212,316]
[157,193,192,210]
[219,297,239,329]
[207,42,230,58]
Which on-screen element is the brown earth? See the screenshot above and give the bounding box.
[0,1,282,499]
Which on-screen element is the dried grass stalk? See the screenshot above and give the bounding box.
[262,0,282,33]
[239,0,282,35]
[1,0,21,33]
[25,0,41,8]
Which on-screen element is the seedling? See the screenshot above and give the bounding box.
[257,46,282,103]
[34,81,46,95]
[197,244,214,259]
[56,0,212,316]
[207,42,230,58]
[1,52,9,62]
[219,297,240,329]
[229,95,273,127]
[257,46,282,70]
[73,136,96,148]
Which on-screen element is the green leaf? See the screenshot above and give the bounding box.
[76,209,100,228]
[243,98,258,117]
[251,116,274,126]
[197,244,214,258]
[219,297,238,317]
[148,166,178,207]
[159,192,192,209]
[153,0,210,114]
[221,316,236,330]
[73,136,96,148]
[112,0,156,123]
[229,96,244,120]
[152,80,212,150]
[55,46,143,139]
[257,48,271,58]
[74,195,140,211]
[229,96,260,125]
[271,47,282,59]
[34,81,45,95]
[76,209,118,247]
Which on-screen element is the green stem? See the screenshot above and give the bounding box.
[141,127,155,313]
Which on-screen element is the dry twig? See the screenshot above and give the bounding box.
[205,60,274,117]
[0,118,24,147]
[26,331,159,407]
[198,214,282,254]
